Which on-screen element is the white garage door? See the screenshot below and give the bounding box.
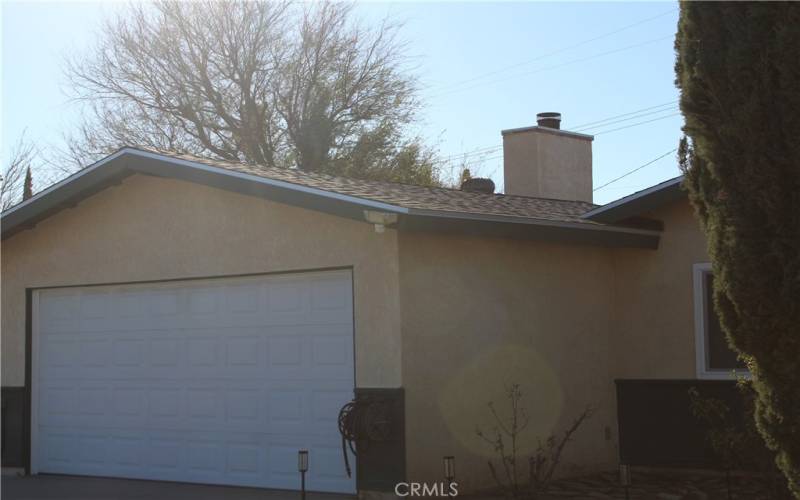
[32,270,356,493]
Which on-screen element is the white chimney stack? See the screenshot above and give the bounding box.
[502,113,594,202]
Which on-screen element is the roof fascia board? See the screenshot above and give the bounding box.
[2,147,659,248]
[1,152,132,239]
[1,148,410,240]
[134,148,656,237]
[400,211,660,249]
[583,177,684,223]
[407,207,661,238]
[1,148,128,219]
[125,149,410,215]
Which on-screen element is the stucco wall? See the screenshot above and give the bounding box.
[398,231,618,491]
[1,173,402,388]
[610,200,710,380]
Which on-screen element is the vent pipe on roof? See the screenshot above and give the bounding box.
[536,112,562,129]
[460,177,495,194]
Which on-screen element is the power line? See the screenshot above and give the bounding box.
[428,8,677,94]
[593,148,677,192]
[576,107,679,133]
[591,112,681,135]
[428,34,674,100]
[431,111,681,165]
[431,152,505,167]
[436,144,503,163]
[432,102,683,165]
[572,101,678,131]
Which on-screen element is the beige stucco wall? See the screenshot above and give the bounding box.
[1,173,402,388]
[398,231,618,491]
[610,200,710,380]
[397,199,710,491]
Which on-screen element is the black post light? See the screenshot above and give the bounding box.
[725,468,732,500]
[443,456,455,496]
[298,450,309,500]
[619,464,631,500]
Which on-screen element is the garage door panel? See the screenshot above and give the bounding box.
[38,387,77,427]
[111,388,148,426]
[310,443,351,481]
[38,384,353,435]
[312,389,354,425]
[34,271,355,493]
[74,386,110,418]
[108,436,144,468]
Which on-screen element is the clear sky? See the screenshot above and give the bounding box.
[2,1,682,204]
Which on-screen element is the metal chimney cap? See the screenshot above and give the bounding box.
[536,112,562,129]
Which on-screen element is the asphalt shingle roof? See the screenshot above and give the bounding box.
[135,147,599,225]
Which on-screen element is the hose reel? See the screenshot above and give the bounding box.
[337,396,393,477]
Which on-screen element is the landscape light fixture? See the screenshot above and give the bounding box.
[298,450,309,500]
[619,464,631,500]
[443,455,455,496]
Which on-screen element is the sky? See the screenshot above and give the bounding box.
[1,1,683,204]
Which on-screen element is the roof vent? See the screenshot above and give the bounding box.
[461,177,495,194]
[536,112,561,129]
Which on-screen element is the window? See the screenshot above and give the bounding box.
[693,263,748,379]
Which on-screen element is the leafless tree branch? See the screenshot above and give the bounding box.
[2,132,40,210]
[64,1,438,185]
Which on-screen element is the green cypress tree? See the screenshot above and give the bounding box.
[675,2,800,494]
[22,166,33,201]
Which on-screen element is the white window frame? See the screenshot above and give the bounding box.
[693,263,750,380]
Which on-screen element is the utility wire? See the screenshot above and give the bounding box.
[428,34,674,99]
[431,102,683,165]
[428,8,677,94]
[575,107,679,132]
[591,112,681,135]
[572,101,678,130]
[436,144,503,162]
[593,148,677,192]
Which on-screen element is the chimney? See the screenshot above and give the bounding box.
[502,112,593,202]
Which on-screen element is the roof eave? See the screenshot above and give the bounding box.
[402,208,661,249]
[1,148,660,248]
[583,176,686,224]
[1,148,410,240]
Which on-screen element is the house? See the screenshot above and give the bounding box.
[0,113,744,496]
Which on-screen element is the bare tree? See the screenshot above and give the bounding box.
[476,384,594,499]
[65,1,439,185]
[2,134,39,210]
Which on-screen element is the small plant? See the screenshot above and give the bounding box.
[689,381,791,498]
[476,383,593,499]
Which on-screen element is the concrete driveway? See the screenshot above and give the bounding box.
[2,474,357,500]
